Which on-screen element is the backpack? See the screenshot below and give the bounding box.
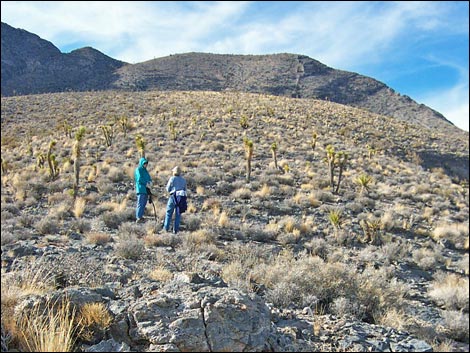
[174,190,187,214]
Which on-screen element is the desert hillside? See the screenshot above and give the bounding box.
[1,90,469,352]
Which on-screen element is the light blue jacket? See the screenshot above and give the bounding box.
[166,175,186,195]
[134,157,152,194]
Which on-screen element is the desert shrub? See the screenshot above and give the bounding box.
[114,233,145,260]
[330,296,366,319]
[440,310,469,343]
[35,216,60,235]
[142,233,165,247]
[304,238,329,260]
[102,210,133,229]
[431,222,469,250]
[70,219,91,234]
[412,247,443,270]
[183,229,217,252]
[376,308,410,331]
[428,271,469,311]
[379,241,411,264]
[356,265,410,323]
[118,222,147,238]
[85,232,112,245]
[178,213,200,232]
[258,252,358,311]
[221,261,251,292]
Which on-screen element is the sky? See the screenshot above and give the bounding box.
[2,1,469,131]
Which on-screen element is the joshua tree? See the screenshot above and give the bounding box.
[168,121,177,141]
[271,142,278,170]
[135,135,146,158]
[240,115,249,129]
[1,157,7,175]
[47,141,60,181]
[244,137,254,183]
[72,126,86,197]
[325,145,348,194]
[101,125,114,147]
[311,132,318,151]
[119,116,131,136]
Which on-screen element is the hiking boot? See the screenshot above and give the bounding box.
[136,218,144,223]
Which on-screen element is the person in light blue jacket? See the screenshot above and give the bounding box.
[163,166,186,233]
[134,157,152,223]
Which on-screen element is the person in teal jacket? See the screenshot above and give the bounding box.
[134,157,152,223]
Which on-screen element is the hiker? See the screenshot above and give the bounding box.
[134,157,152,223]
[163,166,187,233]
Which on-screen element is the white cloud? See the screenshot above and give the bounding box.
[417,82,470,132]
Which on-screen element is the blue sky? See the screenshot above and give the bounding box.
[2,1,468,131]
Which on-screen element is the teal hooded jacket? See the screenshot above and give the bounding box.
[134,157,152,194]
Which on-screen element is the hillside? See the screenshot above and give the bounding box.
[1,90,468,352]
[1,22,461,134]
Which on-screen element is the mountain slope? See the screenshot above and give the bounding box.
[113,52,454,131]
[1,22,126,95]
[0,22,463,134]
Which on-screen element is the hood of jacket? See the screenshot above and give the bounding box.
[139,157,148,168]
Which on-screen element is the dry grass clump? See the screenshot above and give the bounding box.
[149,265,174,282]
[78,302,112,328]
[85,231,112,245]
[73,197,87,218]
[1,261,58,351]
[428,271,469,311]
[15,297,80,352]
[183,229,217,252]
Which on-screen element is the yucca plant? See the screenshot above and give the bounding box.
[355,173,373,195]
[244,137,254,183]
[328,208,344,231]
[366,144,376,159]
[359,218,382,244]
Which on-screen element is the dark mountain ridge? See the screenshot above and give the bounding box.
[1,22,126,95]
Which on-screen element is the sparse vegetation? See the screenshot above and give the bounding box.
[1,90,468,351]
